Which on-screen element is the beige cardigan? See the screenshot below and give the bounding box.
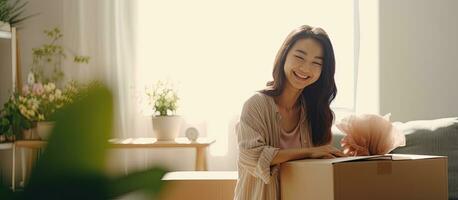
[234,92,313,200]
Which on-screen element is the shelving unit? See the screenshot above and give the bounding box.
[0,27,17,92]
[0,25,17,191]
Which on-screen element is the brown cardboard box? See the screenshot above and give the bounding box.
[280,154,448,200]
[159,171,237,200]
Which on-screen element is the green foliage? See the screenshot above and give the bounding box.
[0,95,32,136]
[146,81,179,116]
[31,27,90,84]
[0,0,36,26]
[0,84,167,199]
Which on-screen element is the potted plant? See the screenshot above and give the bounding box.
[0,95,33,141]
[0,0,35,30]
[19,27,90,140]
[146,81,182,141]
[18,82,69,140]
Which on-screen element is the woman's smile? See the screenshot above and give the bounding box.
[292,70,310,82]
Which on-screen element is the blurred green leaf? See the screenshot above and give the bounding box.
[0,84,167,200]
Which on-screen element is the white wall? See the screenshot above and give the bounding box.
[379,0,458,122]
[17,0,63,82]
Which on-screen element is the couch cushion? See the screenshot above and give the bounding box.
[390,117,458,200]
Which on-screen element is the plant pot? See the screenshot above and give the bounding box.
[0,135,6,143]
[6,135,15,142]
[37,121,55,140]
[0,21,10,32]
[22,128,40,140]
[152,116,183,141]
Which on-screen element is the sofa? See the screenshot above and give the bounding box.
[331,117,458,200]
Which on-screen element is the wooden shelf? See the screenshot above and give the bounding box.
[0,142,13,150]
[0,30,12,39]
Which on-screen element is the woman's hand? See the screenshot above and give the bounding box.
[305,145,346,159]
[271,145,346,165]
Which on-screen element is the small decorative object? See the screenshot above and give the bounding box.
[336,113,406,156]
[146,80,182,141]
[185,127,199,141]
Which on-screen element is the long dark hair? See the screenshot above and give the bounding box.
[260,25,337,146]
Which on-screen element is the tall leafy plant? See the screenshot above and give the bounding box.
[30,27,90,84]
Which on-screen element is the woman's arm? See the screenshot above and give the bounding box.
[271,145,346,166]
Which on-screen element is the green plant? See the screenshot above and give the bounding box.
[146,81,179,116]
[0,94,32,137]
[0,116,12,136]
[30,27,90,84]
[19,82,67,122]
[0,0,35,26]
[0,84,167,199]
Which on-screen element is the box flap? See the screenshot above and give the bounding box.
[284,154,446,166]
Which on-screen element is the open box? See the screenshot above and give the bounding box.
[280,154,448,200]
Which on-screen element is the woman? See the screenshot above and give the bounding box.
[234,25,346,200]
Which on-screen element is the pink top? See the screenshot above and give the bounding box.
[279,120,302,149]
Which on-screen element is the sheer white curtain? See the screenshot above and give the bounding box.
[61,0,150,173]
[62,0,138,138]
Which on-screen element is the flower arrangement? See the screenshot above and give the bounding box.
[0,95,32,139]
[145,81,179,116]
[18,81,68,121]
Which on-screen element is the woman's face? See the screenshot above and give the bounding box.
[283,38,323,91]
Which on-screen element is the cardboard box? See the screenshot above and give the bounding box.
[159,171,237,200]
[280,154,448,200]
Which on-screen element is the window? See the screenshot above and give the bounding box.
[136,0,356,155]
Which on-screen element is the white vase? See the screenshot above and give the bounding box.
[152,116,183,141]
[37,121,55,140]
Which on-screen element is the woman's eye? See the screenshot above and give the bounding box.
[313,62,322,66]
[294,55,304,60]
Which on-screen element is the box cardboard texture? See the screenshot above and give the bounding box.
[159,171,237,200]
[280,154,448,200]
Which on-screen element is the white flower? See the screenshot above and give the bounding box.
[22,85,30,95]
[49,94,55,102]
[19,106,27,115]
[38,114,45,121]
[27,72,35,85]
[28,110,35,117]
[44,83,56,93]
[55,89,62,98]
